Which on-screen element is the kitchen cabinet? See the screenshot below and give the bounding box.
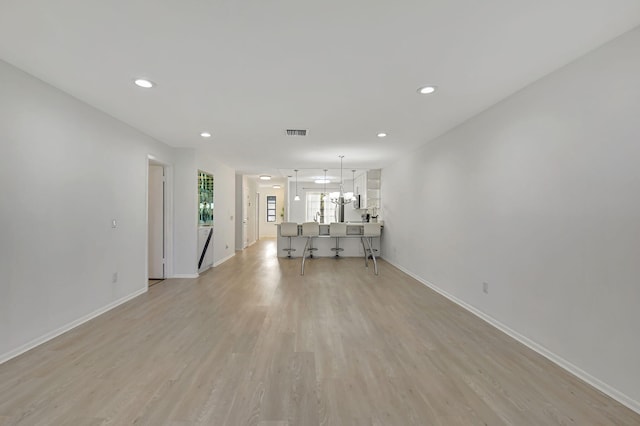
[366,169,381,210]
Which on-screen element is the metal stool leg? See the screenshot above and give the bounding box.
[330,237,344,257]
[365,237,378,275]
[283,236,297,258]
[361,237,369,268]
[301,237,311,275]
[309,238,315,258]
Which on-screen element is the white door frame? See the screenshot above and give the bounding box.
[255,192,260,241]
[148,164,165,279]
[146,155,174,283]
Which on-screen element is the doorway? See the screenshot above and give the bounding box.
[243,191,249,248]
[255,192,260,242]
[148,161,165,285]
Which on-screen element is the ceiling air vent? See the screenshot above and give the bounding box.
[286,129,307,136]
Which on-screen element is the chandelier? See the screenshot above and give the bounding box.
[325,155,355,205]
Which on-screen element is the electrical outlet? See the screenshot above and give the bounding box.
[112,272,118,283]
[482,282,489,294]
[225,244,229,249]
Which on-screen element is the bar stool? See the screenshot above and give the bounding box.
[280,222,299,258]
[301,222,320,275]
[361,223,381,275]
[329,223,347,257]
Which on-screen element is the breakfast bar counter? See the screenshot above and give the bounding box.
[276,222,382,258]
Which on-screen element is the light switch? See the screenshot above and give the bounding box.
[112,219,117,228]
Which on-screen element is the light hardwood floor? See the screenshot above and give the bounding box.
[1,239,638,425]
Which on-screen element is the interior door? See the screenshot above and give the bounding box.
[148,165,164,279]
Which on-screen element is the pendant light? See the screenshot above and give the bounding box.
[323,169,327,196]
[320,169,328,223]
[294,169,300,201]
[352,169,357,201]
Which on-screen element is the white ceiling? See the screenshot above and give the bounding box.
[251,167,367,189]
[1,1,639,177]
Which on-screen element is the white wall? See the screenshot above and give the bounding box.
[0,59,174,360]
[0,58,237,362]
[381,28,640,411]
[172,149,198,277]
[235,174,244,250]
[237,176,259,247]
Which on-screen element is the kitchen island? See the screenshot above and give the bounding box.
[276,222,382,258]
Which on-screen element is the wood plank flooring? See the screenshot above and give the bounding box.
[0,239,638,425]
[148,279,164,288]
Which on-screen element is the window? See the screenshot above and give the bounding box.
[266,195,276,222]
[305,192,337,223]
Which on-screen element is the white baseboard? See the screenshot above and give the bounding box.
[214,252,235,267]
[384,258,640,416]
[198,266,213,274]
[0,287,148,366]
[171,273,199,278]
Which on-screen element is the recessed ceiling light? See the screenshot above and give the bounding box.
[315,179,330,184]
[200,132,212,138]
[134,78,155,88]
[377,132,387,138]
[417,85,436,94]
[273,185,281,189]
[259,175,271,181]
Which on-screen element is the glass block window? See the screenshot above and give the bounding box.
[266,195,276,222]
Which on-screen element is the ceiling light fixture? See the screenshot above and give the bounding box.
[314,178,330,184]
[417,85,437,95]
[294,169,300,201]
[377,132,387,138]
[273,185,281,189]
[200,132,212,138]
[134,78,155,88]
[259,175,271,181]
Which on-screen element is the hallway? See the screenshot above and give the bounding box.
[0,239,637,425]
